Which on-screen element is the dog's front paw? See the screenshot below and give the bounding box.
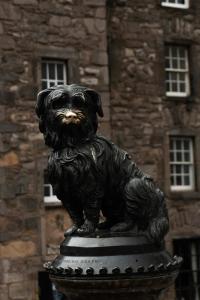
[76,220,96,236]
[64,224,79,237]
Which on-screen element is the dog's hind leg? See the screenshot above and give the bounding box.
[110,219,135,233]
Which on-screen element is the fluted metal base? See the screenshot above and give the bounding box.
[44,234,182,300]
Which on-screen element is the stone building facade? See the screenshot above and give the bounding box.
[0,0,200,299]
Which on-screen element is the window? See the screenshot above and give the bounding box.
[41,59,67,89]
[161,0,189,9]
[165,45,190,97]
[169,136,195,191]
[44,171,60,204]
[174,238,200,300]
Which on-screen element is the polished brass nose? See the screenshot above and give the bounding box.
[65,111,77,119]
[61,110,80,124]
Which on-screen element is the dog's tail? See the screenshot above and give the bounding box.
[124,177,169,242]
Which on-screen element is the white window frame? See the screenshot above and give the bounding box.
[161,0,189,9]
[41,59,67,89]
[169,137,195,191]
[44,183,61,204]
[165,45,190,97]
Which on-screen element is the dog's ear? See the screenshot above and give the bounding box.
[35,88,53,133]
[35,88,53,118]
[85,89,104,117]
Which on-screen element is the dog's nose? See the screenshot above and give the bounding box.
[65,111,77,119]
[61,110,80,124]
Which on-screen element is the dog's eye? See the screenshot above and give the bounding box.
[52,99,66,109]
[73,96,85,107]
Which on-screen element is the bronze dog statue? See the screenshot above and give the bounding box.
[36,84,169,242]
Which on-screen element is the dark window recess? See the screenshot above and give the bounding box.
[174,239,200,300]
[38,271,66,300]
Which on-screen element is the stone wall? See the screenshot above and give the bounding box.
[0,0,110,299]
[108,1,200,299]
[1,0,200,299]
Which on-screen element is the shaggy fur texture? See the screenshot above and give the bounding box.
[36,84,169,242]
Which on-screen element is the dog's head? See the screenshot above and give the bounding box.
[36,84,104,148]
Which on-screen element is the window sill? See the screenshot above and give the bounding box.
[159,4,194,13]
[164,95,190,100]
[167,191,200,200]
[44,200,62,207]
[161,4,189,9]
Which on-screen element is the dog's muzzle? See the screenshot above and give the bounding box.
[56,110,85,125]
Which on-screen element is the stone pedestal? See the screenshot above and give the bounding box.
[44,234,182,300]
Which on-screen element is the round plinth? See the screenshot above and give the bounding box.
[44,235,182,300]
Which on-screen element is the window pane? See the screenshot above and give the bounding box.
[184,175,190,185]
[172,82,178,92]
[170,165,174,174]
[176,140,182,150]
[170,152,175,162]
[172,47,178,57]
[170,139,175,150]
[179,47,186,58]
[42,81,47,89]
[183,165,189,174]
[171,72,177,81]
[180,59,186,69]
[184,152,190,162]
[175,165,182,174]
[50,81,55,87]
[42,63,46,79]
[165,58,170,68]
[176,176,182,185]
[179,73,185,81]
[172,59,178,69]
[57,64,64,80]
[44,185,50,196]
[166,82,170,92]
[49,63,55,79]
[184,140,190,150]
[180,83,186,93]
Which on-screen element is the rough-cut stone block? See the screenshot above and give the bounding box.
[84,18,96,34]
[100,66,109,85]
[0,106,5,122]
[80,77,98,86]
[0,23,3,34]
[0,284,8,300]
[83,0,105,6]
[96,7,106,19]
[13,0,38,4]
[92,51,108,66]
[0,122,24,133]
[95,19,106,32]
[49,16,71,27]
[0,241,37,258]
[98,121,111,138]
[0,91,15,105]
[0,151,19,167]
[85,67,100,75]
[3,272,24,284]
[9,282,28,299]
[0,3,21,20]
